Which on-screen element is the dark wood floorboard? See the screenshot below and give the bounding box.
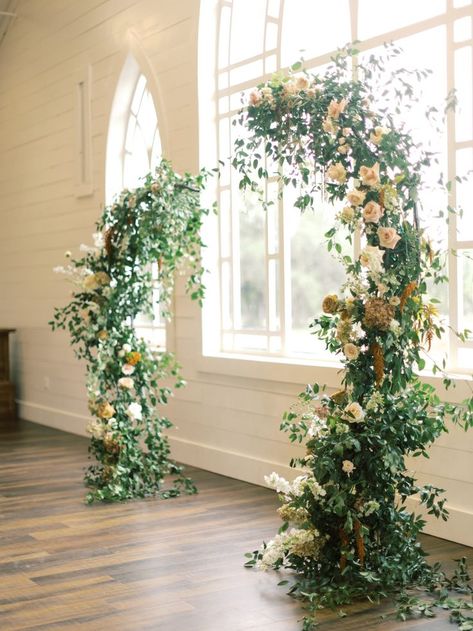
[0,418,472,630]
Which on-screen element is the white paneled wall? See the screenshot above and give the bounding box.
[0,0,472,547]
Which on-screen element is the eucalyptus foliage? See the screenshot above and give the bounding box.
[51,159,211,503]
[233,47,473,628]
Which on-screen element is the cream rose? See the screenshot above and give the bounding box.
[362,200,383,223]
[359,162,380,187]
[344,401,365,422]
[378,226,401,249]
[327,98,347,120]
[326,162,347,183]
[370,126,388,145]
[347,189,366,206]
[343,343,360,361]
[118,377,134,389]
[122,363,135,376]
[342,460,355,474]
[340,206,355,222]
[359,245,385,274]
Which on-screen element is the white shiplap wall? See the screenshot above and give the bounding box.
[0,0,471,546]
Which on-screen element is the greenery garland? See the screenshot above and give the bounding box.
[232,47,473,628]
[51,159,212,503]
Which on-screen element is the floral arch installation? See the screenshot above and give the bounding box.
[51,160,211,503]
[232,49,473,629]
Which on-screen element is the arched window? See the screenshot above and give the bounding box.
[106,55,165,349]
[203,0,473,370]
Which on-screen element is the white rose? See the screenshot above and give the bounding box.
[92,232,105,248]
[118,377,134,389]
[122,363,135,376]
[343,343,360,361]
[122,343,132,353]
[342,460,355,475]
[360,245,385,274]
[126,402,142,421]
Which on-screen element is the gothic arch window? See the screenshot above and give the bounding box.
[203,0,473,370]
[106,55,165,348]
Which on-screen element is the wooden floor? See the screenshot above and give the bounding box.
[0,420,472,631]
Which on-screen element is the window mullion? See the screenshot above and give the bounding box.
[447,0,460,368]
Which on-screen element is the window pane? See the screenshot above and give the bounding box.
[288,200,346,356]
[358,0,446,40]
[281,0,351,67]
[360,28,447,230]
[460,250,473,335]
[457,148,473,239]
[454,16,472,42]
[238,190,267,329]
[230,0,266,65]
[455,46,473,142]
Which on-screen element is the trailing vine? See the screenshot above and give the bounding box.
[51,159,212,503]
[232,46,473,628]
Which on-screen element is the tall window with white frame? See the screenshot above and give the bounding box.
[212,0,473,371]
[107,63,166,349]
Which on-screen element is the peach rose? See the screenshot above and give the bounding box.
[359,163,380,187]
[377,226,401,249]
[347,189,366,206]
[327,98,347,120]
[326,162,347,183]
[295,76,309,91]
[362,200,383,224]
[249,90,262,106]
[122,363,135,376]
